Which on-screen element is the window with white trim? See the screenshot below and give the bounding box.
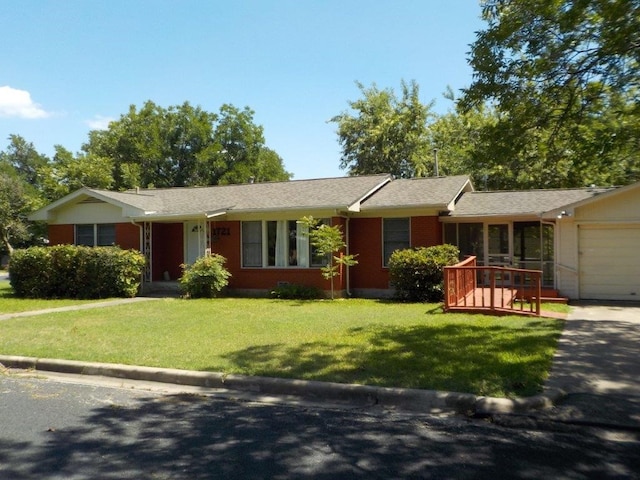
[383,217,410,266]
[75,224,116,246]
[242,219,329,268]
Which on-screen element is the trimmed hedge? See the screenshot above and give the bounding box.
[9,245,146,299]
[270,283,323,300]
[388,244,460,302]
[178,254,231,298]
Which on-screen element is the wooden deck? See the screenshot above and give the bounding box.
[444,256,543,317]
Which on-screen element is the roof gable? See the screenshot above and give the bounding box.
[360,175,473,211]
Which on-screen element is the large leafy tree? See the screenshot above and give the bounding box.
[0,167,45,256]
[84,101,291,189]
[459,0,640,188]
[0,135,49,189]
[38,146,114,201]
[0,137,49,255]
[331,80,433,178]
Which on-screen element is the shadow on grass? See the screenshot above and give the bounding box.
[221,319,563,398]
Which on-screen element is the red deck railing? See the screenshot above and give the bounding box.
[443,256,542,316]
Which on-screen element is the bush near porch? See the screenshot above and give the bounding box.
[389,244,460,302]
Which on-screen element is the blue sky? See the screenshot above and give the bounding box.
[0,0,485,180]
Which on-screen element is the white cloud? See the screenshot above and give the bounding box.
[85,114,115,130]
[0,85,51,119]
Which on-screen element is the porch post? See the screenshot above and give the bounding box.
[143,222,152,282]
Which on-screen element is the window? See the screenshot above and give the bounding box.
[242,219,329,268]
[75,224,116,246]
[383,218,410,266]
[242,221,262,267]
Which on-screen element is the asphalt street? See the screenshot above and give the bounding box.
[1,373,639,480]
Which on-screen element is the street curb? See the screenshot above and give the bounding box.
[0,355,560,415]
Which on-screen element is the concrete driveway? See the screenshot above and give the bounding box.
[546,302,640,396]
[542,302,640,428]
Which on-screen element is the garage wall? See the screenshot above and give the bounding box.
[578,185,640,300]
[578,225,640,301]
[555,183,640,301]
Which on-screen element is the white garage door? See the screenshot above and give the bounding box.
[579,225,640,301]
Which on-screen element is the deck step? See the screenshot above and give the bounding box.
[532,296,569,304]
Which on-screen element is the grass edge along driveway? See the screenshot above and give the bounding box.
[0,296,566,398]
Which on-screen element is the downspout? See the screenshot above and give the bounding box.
[130,219,145,287]
[345,216,351,297]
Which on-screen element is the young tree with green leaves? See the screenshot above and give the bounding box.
[300,216,358,300]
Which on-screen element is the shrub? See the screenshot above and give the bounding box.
[270,283,323,300]
[388,244,460,302]
[179,254,231,298]
[9,245,146,299]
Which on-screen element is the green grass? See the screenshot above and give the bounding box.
[0,295,565,398]
[0,282,105,313]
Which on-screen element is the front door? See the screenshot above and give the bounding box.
[185,221,207,265]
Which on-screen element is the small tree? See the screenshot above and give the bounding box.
[300,216,358,300]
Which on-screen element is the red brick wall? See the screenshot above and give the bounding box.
[348,215,442,291]
[411,216,442,247]
[115,223,141,250]
[47,225,74,245]
[212,218,344,293]
[349,217,387,289]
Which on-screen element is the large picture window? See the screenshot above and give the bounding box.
[242,219,329,268]
[383,218,410,266]
[75,224,116,247]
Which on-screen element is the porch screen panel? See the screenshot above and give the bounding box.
[383,218,410,266]
[458,223,484,263]
[444,223,457,247]
[242,221,262,267]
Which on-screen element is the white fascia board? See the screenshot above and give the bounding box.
[28,188,93,221]
[347,175,394,212]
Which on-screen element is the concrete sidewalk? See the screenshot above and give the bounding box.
[535,302,640,429]
[0,297,159,321]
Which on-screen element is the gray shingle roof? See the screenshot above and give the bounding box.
[360,175,472,210]
[450,187,612,217]
[89,174,393,217]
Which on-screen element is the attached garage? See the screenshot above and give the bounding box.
[551,181,640,302]
[579,225,640,301]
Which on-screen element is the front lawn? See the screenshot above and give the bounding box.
[0,281,104,313]
[0,297,565,398]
